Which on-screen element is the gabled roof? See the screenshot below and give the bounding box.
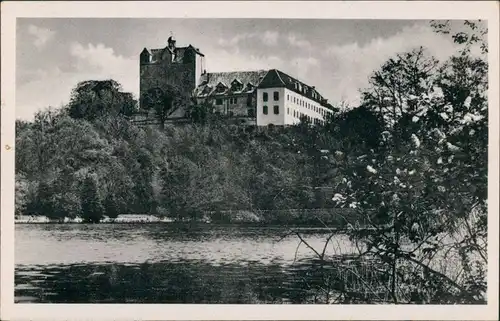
[194,70,268,97]
[259,69,329,107]
[193,69,332,108]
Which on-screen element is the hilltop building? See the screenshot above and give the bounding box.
[135,35,335,126]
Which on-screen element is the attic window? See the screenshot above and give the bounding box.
[202,85,212,95]
[216,82,227,93]
[231,79,243,92]
[246,83,255,92]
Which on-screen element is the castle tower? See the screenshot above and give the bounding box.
[139,35,205,119]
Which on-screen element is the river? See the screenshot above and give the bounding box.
[15,223,361,304]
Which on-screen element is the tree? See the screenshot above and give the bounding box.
[80,175,104,223]
[336,106,385,150]
[361,47,439,128]
[142,85,183,129]
[67,80,137,120]
[187,99,215,124]
[431,20,488,55]
[104,193,120,219]
[317,20,489,304]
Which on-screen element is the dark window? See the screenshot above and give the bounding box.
[263,105,268,115]
[263,92,268,102]
[273,91,279,101]
[216,99,223,105]
[287,108,289,115]
[287,94,289,101]
[274,105,279,114]
[247,94,253,107]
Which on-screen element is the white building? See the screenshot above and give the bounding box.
[193,68,335,126]
[255,69,334,126]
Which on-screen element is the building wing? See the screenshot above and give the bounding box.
[259,69,332,109]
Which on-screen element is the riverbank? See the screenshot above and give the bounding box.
[15,208,358,226]
[15,214,173,224]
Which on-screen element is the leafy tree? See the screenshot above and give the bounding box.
[49,192,82,221]
[80,175,104,223]
[336,106,385,150]
[15,173,30,218]
[187,99,215,124]
[431,20,488,55]
[104,193,120,219]
[67,80,137,120]
[141,85,183,129]
[321,20,488,304]
[361,47,439,128]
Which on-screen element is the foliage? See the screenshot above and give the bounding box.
[16,91,356,222]
[80,175,104,223]
[312,20,489,303]
[141,85,184,129]
[186,99,215,124]
[67,80,138,120]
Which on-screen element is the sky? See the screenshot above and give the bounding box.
[16,18,468,120]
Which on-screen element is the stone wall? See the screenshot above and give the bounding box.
[140,55,197,119]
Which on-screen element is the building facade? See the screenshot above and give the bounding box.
[138,36,205,123]
[136,36,335,126]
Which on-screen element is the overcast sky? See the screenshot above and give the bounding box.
[16,18,466,120]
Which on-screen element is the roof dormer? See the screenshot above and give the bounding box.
[216,82,227,93]
[231,79,243,92]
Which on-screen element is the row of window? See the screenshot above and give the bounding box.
[287,108,325,125]
[287,94,329,116]
[263,91,279,102]
[215,97,239,105]
[262,105,279,115]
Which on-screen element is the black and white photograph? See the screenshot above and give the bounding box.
[1,1,499,320]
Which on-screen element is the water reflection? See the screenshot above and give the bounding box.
[17,259,376,304]
[15,223,361,303]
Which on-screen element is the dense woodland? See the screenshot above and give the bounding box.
[15,21,488,303]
